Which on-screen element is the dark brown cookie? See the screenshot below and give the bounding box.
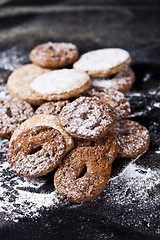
[35,100,70,116]
[54,147,112,203]
[0,98,34,138]
[82,87,131,120]
[92,67,135,93]
[112,120,150,158]
[59,96,115,140]
[7,126,66,177]
[74,132,118,164]
[29,42,79,68]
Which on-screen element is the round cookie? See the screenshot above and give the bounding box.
[0,97,34,138]
[59,96,115,140]
[74,132,118,164]
[7,126,66,177]
[92,67,135,93]
[112,120,150,158]
[7,64,51,105]
[35,100,70,116]
[10,114,74,154]
[54,147,112,203]
[30,69,91,101]
[73,48,131,77]
[29,42,79,68]
[82,87,131,120]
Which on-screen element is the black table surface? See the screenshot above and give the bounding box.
[0,1,160,239]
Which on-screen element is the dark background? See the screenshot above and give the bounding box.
[0,1,160,240]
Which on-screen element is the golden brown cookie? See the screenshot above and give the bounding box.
[91,67,135,93]
[7,126,66,177]
[30,69,91,101]
[10,114,74,154]
[112,120,150,158]
[54,147,112,203]
[35,100,70,116]
[82,87,131,120]
[7,64,51,105]
[0,97,34,138]
[73,48,131,77]
[30,42,79,68]
[59,96,115,140]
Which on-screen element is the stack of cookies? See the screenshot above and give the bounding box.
[0,42,150,203]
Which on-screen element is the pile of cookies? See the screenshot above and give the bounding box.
[0,42,150,203]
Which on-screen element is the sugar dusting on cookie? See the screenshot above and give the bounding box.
[31,69,90,95]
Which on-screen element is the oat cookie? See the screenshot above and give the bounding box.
[7,64,51,105]
[73,48,131,77]
[35,100,70,116]
[10,114,74,154]
[112,120,150,158]
[82,87,131,120]
[0,98,34,138]
[7,126,66,177]
[54,147,112,203]
[92,67,135,93]
[30,69,91,101]
[59,96,115,140]
[74,132,118,164]
[30,42,79,68]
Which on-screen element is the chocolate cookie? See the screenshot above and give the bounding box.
[73,48,131,77]
[10,114,74,154]
[30,69,91,101]
[35,100,70,116]
[7,126,66,177]
[59,96,115,140]
[82,87,131,120]
[0,98,34,138]
[54,147,112,203]
[74,132,118,164]
[92,67,135,93]
[30,42,79,68]
[112,120,150,158]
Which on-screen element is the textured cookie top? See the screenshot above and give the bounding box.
[30,69,91,100]
[59,96,115,140]
[112,120,150,158]
[82,87,131,120]
[0,97,34,138]
[73,48,131,77]
[92,67,135,93]
[10,114,74,154]
[54,147,112,203]
[7,126,66,177]
[30,42,79,68]
[35,100,70,116]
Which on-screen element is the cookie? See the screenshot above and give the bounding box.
[59,96,115,140]
[0,97,34,138]
[74,132,118,164]
[7,126,66,177]
[7,64,51,105]
[10,114,74,154]
[29,42,79,68]
[92,67,135,93]
[35,100,70,116]
[82,87,131,120]
[112,120,150,158]
[30,69,91,101]
[54,147,112,203]
[73,48,131,77]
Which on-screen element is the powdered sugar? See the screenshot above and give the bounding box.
[31,69,90,95]
[73,48,131,76]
